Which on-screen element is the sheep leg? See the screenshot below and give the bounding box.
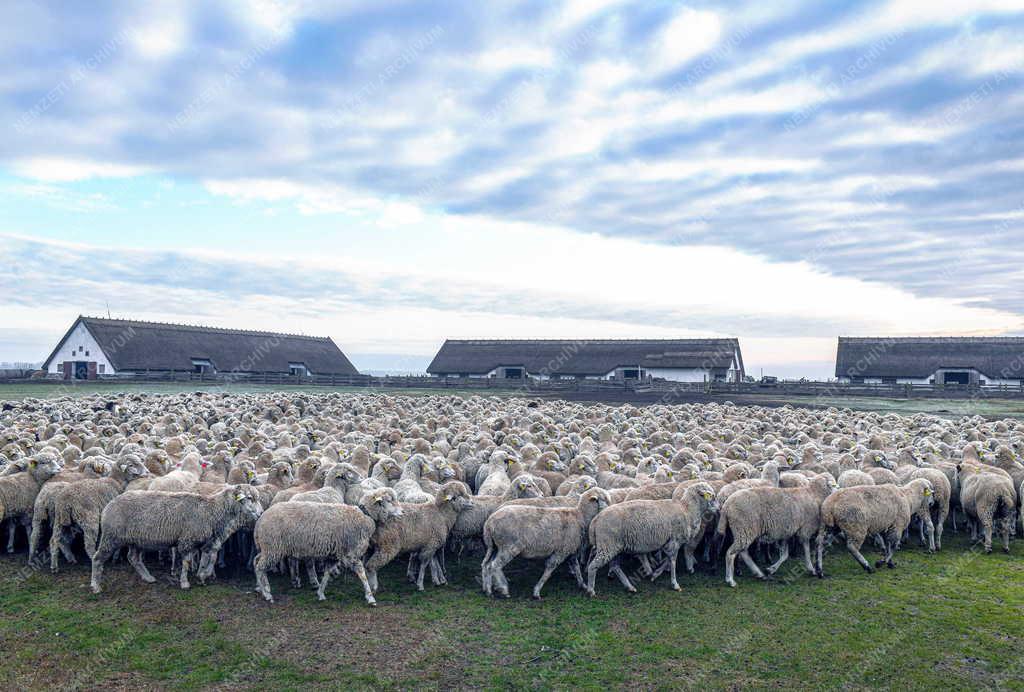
[609,558,637,593]
[305,561,321,589]
[179,550,193,589]
[315,561,337,600]
[49,527,63,573]
[724,545,740,588]
[637,554,654,578]
[585,551,612,596]
[90,540,119,593]
[127,547,157,583]
[663,543,682,591]
[800,537,815,576]
[921,514,935,553]
[814,529,832,577]
[429,555,446,585]
[765,542,790,575]
[366,568,379,593]
[844,535,874,573]
[981,518,994,553]
[289,558,302,588]
[568,556,585,590]
[683,544,697,574]
[5,519,16,553]
[406,554,417,583]
[28,515,46,563]
[488,548,516,597]
[737,549,767,581]
[532,554,566,599]
[254,553,273,602]
[415,551,432,591]
[348,559,376,606]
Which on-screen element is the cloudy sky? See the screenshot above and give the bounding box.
[2,0,1023,377]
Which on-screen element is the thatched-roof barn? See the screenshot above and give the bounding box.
[835,336,1024,385]
[42,316,359,380]
[427,338,744,382]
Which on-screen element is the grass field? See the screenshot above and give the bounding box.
[1,533,1023,690]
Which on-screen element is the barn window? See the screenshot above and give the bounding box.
[57,363,63,372]
[622,368,641,379]
[98,364,105,374]
[289,362,308,376]
[85,350,89,357]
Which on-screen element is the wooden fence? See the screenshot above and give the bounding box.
[3,371,1024,400]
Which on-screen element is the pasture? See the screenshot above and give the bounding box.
[2,386,1024,690]
[1,533,1023,690]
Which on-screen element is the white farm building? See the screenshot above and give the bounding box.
[835,336,1024,386]
[41,316,359,380]
[426,339,744,383]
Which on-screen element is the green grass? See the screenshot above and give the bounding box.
[1,533,1023,690]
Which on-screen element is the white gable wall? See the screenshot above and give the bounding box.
[45,322,115,374]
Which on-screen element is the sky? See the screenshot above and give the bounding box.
[1,0,1023,378]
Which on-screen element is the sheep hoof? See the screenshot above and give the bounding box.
[142,575,156,584]
[726,581,737,588]
[1004,547,1011,554]
[531,594,542,600]
[367,600,376,607]
[864,565,875,574]
[887,561,897,569]
[90,585,102,594]
[672,584,682,592]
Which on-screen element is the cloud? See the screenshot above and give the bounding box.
[10,158,150,182]
[0,0,1023,347]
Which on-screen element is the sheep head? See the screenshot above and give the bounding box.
[360,487,403,522]
[227,485,263,522]
[437,481,472,512]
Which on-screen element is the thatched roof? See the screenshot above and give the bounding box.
[43,316,359,375]
[427,339,743,376]
[835,336,1024,379]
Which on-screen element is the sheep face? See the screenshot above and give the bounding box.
[511,476,541,498]
[29,456,63,481]
[691,482,720,515]
[438,482,473,512]
[579,487,611,511]
[120,457,150,481]
[361,488,404,521]
[230,486,263,522]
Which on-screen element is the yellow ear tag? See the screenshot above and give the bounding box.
[235,493,244,501]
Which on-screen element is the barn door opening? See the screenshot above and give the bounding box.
[943,371,970,385]
[74,361,89,380]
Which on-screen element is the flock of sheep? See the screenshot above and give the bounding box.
[0,391,1021,605]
